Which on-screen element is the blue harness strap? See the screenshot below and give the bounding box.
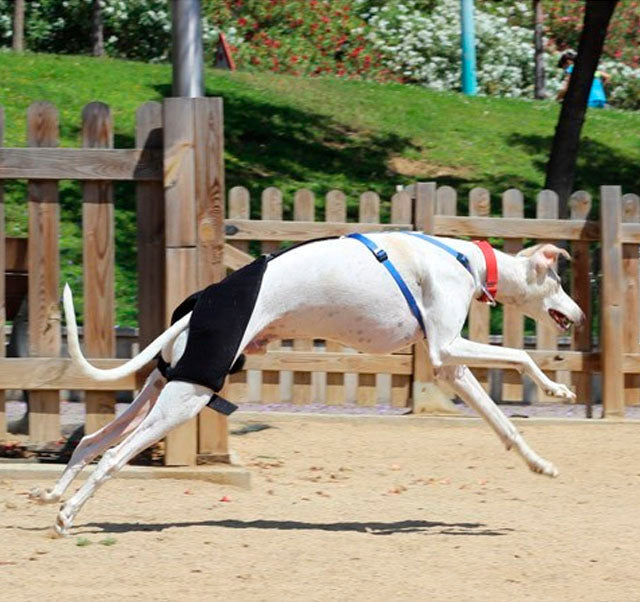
[403,231,475,279]
[347,232,477,339]
[347,233,427,338]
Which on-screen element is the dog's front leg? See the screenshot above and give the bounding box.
[440,337,575,401]
[437,365,558,477]
[29,370,165,505]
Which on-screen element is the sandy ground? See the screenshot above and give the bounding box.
[2,415,640,602]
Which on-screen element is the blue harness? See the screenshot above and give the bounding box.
[346,232,476,339]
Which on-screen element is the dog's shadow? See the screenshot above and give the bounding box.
[79,518,513,537]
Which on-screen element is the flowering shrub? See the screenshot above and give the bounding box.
[201,0,389,80]
[359,0,640,107]
[542,0,640,68]
[360,0,561,98]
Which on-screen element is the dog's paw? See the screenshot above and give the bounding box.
[54,505,73,537]
[544,382,576,402]
[529,458,559,478]
[29,487,60,505]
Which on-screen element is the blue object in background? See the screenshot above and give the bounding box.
[566,65,607,108]
[461,0,477,95]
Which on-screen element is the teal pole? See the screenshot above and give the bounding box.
[461,0,477,95]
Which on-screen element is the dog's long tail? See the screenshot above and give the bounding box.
[63,283,191,381]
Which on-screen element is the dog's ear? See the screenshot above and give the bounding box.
[524,244,571,277]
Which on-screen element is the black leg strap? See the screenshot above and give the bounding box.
[207,394,238,416]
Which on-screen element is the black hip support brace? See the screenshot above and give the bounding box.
[157,255,269,415]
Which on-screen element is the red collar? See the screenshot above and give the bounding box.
[473,240,498,304]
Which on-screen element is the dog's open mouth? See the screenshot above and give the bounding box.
[549,309,572,331]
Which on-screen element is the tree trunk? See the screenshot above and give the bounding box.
[12,0,25,52]
[533,0,546,99]
[545,0,618,216]
[91,0,105,57]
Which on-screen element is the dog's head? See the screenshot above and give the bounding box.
[515,244,585,332]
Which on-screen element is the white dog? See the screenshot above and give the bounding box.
[30,233,583,536]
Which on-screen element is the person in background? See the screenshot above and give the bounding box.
[556,50,610,108]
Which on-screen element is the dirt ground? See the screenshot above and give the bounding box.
[2,415,640,602]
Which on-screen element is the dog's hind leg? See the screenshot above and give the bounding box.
[53,380,211,537]
[30,370,165,505]
[437,365,558,477]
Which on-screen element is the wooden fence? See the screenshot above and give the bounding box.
[221,183,640,419]
[0,98,226,466]
[1,96,639,469]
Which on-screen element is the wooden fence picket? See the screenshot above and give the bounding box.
[623,193,640,405]
[501,189,524,402]
[260,187,283,403]
[468,187,491,392]
[325,190,347,405]
[292,189,315,404]
[535,190,561,402]
[390,189,413,406]
[225,186,250,403]
[27,102,61,443]
[358,191,380,406]
[82,102,116,434]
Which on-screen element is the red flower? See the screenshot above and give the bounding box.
[237,17,247,26]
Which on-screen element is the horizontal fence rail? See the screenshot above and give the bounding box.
[0,148,163,181]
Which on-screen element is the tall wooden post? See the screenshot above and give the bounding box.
[162,96,228,465]
[163,98,198,465]
[601,185,625,417]
[82,102,116,434]
[193,98,229,463]
[27,103,61,442]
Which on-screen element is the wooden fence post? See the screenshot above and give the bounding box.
[569,191,593,414]
[601,185,625,417]
[193,97,229,463]
[0,106,4,437]
[163,97,198,465]
[136,102,165,351]
[27,102,61,442]
[82,102,116,434]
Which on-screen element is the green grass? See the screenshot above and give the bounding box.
[1,52,639,325]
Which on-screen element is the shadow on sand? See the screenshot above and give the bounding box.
[79,518,514,537]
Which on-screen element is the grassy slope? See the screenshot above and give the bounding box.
[1,52,639,324]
